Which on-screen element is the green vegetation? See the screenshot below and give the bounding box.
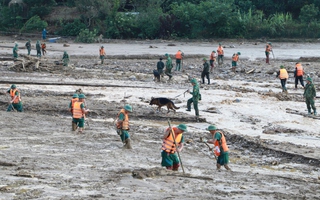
[1,0,320,39]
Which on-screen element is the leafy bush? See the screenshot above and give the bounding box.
[19,15,47,33]
[299,4,319,23]
[57,19,86,36]
[76,29,98,43]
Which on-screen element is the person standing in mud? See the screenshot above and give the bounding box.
[164,53,173,81]
[157,57,164,77]
[41,42,46,56]
[13,43,18,59]
[175,50,184,71]
[186,78,200,121]
[217,43,224,65]
[62,51,70,66]
[25,39,31,55]
[72,94,89,134]
[201,58,210,84]
[231,52,241,72]
[115,104,133,149]
[6,84,23,112]
[294,62,305,89]
[36,40,41,58]
[265,42,272,64]
[209,50,216,73]
[303,77,317,115]
[276,65,289,93]
[204,125,231,171]
[99,46,106,64]
[69,94,79,131]
[161,124,187,171]
[42,28,47,40]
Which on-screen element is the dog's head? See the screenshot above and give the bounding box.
[149,97,155,105]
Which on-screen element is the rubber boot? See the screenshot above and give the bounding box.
[224,165,231,171]
[173,163,180,171]
[166,166,173,170]
[314,110,317,116]
[124,138,132,149]
[217,164,221,171]
[308,109,312,115]
[72,121,77,131]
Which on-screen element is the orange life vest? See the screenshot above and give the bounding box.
[10,89,21,104]
[232,54,239,61]
[266,44,272,52]
[296,63,304,76]
[70,98,79,110]
[162,127,183,154]
[175,51,182,59]
[116,109,129,130]
[99,48,105,56]
[213,131,229,156]
[73,101,84,118]
[41,43,46,49]
[210,52,216,61]
[279,69,288,79]
[217,46,224,55]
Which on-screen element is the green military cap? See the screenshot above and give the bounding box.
[268,42,272,45]
[207,125,217,131]
[203,58,207,61]
[72,94,79,98]
[124,104,133,112]
[280,65,285,69]
[177,124,187,132]
[306,77,312,82]
[78,94,86,99]
[219,43,222,45]
[165,53,169,57]
[212,50,216,52]
[190,78,197,84]
[11,84,16,89]
[237,52,241,55]
[101,46,104,48]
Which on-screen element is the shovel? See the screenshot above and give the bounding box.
[200,137,217,160]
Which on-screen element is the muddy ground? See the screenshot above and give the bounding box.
[0,37,320,200]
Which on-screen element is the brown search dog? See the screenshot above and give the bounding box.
[149,97,180,113]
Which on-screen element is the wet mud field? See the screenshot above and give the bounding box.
[0,39,320,199]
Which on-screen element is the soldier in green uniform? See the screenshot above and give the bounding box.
[25,39,31,55]
[186,78,200,121]
[161,124,187,171]
[13,43,18,59]
[62,51,70,66]
[115,104,133,149]
[201,58,210,84]
[36,40,41,58]
[164,53,173,81]
[7,84,23,112]
[203,125,231,171]
[303,77,317,115]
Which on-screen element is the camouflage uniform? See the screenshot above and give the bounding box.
[165,53,173,80]
[187,79,200,118]
[303,77,317,115]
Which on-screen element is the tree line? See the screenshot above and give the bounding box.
[1,0,320,41]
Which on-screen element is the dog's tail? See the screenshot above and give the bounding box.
[173,103,180,110]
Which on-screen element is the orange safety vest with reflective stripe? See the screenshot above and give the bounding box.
[210,52,216,61]
[73,102,84,118]
[296,63,304,76]
[162,127,182,154]
[232,54,239,61]
[279,69,288,79]
[266,44,272,52]
[10,89,21,104]
[116,109,129,130]
[175,51,182,59]
[99,48,105,56]
[214,131,229,156]
[217,46,224,55]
